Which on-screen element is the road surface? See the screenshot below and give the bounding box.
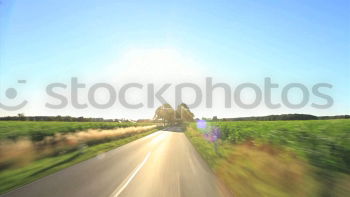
[2,128,229,197]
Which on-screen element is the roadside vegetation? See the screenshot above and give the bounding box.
[0,121,135,141]
[0,121,160,194]
[186,119,350,197]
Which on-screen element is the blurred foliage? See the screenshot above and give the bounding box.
[187,119,350,197]
[0,121,136,141]
[207,120,350,174]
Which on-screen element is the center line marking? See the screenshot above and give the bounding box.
[111,152,152,197]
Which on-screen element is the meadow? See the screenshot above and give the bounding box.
[186,119,350,197]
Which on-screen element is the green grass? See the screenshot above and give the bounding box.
[208,119,350,173]
[0,128,158,194]
[0,121,135,141]
[185,119,350,197]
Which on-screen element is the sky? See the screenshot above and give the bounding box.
[0,0,349,119]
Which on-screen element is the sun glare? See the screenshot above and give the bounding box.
[112,48,204,83]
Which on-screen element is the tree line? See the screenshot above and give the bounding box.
[1,111,347,123]
[0,114,129,122]
[207,114,350,121]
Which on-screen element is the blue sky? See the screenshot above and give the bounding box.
[0,0,349,119]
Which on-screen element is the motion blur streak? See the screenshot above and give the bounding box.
[0,125,156,169]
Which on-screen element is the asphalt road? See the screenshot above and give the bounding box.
[2,128,229,197]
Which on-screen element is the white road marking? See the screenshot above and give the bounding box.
[150,131,169,144]
[111,152,152,197]
[141,131,161,140]
[188,155,196,175]
[177,172,181,197]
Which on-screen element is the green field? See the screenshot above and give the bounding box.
[0,121,135,141]
[210,119,350,173]
[186,119,350,197]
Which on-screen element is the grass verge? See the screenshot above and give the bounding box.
[185,123,350,197]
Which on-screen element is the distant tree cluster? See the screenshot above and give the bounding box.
[318,115,350,120]
[0,114,129,122]
[226,114,319,121]
[176,103,195,122]
[153,103,194,126]
[208,114,349,121]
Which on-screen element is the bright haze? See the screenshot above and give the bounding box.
[0,0,349,119]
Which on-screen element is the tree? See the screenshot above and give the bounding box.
[153,103,176,126]
[17,113,25,121]
[176,103,194,122]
